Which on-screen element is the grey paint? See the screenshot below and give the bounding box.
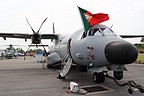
[50,24,129,68]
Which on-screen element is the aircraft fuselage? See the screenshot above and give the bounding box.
[51,24,138,67]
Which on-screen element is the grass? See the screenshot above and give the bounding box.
[137,53,144,64]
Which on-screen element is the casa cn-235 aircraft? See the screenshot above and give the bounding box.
[46,7,144,94]
[0,7,144,94]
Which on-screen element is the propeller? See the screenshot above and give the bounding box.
[25,17,48,34]
[24,17,48,60]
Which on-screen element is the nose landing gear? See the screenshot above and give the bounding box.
[113,71,123,80]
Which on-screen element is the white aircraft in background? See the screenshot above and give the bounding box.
[0,44,18,59]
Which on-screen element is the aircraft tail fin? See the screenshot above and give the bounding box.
[53,22,55,34]
[51,22,56,42]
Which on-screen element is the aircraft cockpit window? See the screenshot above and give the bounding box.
[100,28,116,36]
[82,27,116,39]
[88,28,103,36]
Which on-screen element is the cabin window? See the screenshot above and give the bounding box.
[88,28,103,36]
[82,31,87,38]
[88,28,116,36]
[100,28,116,36]
[81,27,116,39]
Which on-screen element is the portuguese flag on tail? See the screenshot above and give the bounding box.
[78,7,109,32]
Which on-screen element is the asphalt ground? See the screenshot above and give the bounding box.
[0,56,144,96]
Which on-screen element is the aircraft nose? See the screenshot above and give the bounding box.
[105,41,138,64]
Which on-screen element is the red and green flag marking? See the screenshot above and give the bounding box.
[78,7,109,32]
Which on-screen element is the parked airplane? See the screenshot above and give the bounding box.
[1,44,18,59]
[46,7,144,94]
[0,7,144,94]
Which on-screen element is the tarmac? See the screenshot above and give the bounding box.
[0,56,144,96]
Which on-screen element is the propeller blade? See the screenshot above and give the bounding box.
[25,17,36,33]
[37,17,48,33]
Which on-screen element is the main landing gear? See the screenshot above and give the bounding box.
[92,71,124,83]
[92,72,105,83]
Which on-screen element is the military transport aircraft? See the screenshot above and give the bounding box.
[46,7,144,94]
[0,7,144,94]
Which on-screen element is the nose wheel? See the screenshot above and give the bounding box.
[92,72,105,83]
[113,71,123,80]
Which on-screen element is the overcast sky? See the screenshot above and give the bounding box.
[0,0,144,50]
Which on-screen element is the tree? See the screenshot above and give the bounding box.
[16,48,25,53]
[135,37,144,53]
[140,37,144,43]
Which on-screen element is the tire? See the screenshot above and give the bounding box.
[113,71,123,80]
[93,72,105,83]
[128,88,133,94]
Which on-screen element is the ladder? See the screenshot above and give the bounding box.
[59,52,72,77]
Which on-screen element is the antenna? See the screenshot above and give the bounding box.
[110,23,114,29]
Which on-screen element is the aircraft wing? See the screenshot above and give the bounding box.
[0,33,31,39]
[41,34,58,39]
[120,35,144,38]
[0,33,58,40]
